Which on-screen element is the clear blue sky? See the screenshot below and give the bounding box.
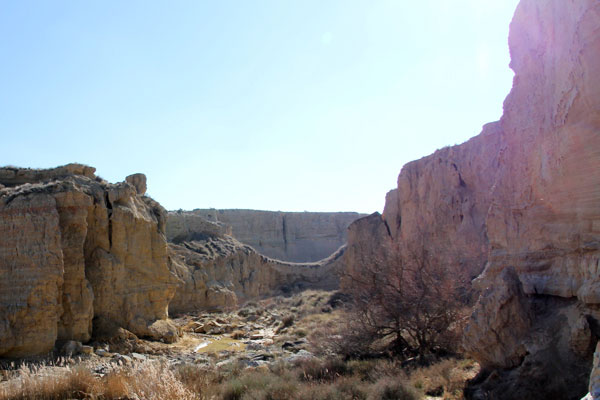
[0,0,520,213]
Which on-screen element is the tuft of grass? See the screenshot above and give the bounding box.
[367,377,419,400]
[408,358,479,399]
[0,361,197,400]
[231,330,247,339]
[0,365,100,400]
[298,358,349,382]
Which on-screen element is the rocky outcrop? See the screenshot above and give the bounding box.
[0,164,178,357]
[344,0,600,398]
[166,211,232,244]
[168,233,343,314]
[169,209,364,262]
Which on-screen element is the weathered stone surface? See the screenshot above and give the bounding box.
[345,0,600,398]
[166,211,232,243]
[54,189,94,343]
[0,164,179,357]
[0,193,64,357]
[168,234,343,314]
[0,163,96,187]
[342,212,392,292]
[464,1,600,397]
[125,173,147,195]
[170,209,364,262]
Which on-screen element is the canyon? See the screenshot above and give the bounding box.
[0,165,346,357]
[0,0,598,398]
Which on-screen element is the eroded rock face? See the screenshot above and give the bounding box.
[0,165,178,357]
[168,233,343,314]
[170,209,364,262]
[345,0,600,398]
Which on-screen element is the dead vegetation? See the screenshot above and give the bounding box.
[0,290,478,399]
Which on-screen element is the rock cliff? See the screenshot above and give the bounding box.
[0,164,179,357]
[169,209,364,262]
[344,0,600,398]
[168,233,343,314]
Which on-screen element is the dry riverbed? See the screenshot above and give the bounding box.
[0,290,478,399]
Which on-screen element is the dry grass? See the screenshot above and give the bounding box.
[0,291,478,400]
[0,356,476,400]
[0,365,99,400]
[408,358,479,399]
[0,360,197,400]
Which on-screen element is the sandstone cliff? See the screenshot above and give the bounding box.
[0,165,179,357]
[168,233,343,314]
[169,209,364,262]
[344,1,600,398]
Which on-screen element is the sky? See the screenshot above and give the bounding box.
[0,0,520,213]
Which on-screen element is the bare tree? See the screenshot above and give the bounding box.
[340,232,469,359]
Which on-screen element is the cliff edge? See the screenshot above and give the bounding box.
[345,0,600,398]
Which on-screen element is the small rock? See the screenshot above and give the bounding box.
[60,340,83,357]
[131,352,147,361]
[216,359,233,367]
[80,345,94,355]
[284,350,313,363]
[246,342,265,351]
[96,349,113,357]
[111,354,133,366]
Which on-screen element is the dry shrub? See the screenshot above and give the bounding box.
[367,376,419,400]
[107,360,197,399]
[281,315,294,327]
[220,370,297,400]
[334,376,369,400]
[175,363,222,397]
[308,312,373,358]
[408,358,478,399]
[298,358,348,382]
[231,330,247,339]
[341,231,470,359]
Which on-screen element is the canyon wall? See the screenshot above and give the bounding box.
[0,165,350,357]
[345,1,600,398]
[169,209,364,262]
[168,235,343,314]
[0,165,179,357]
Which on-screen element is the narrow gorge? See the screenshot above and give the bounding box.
[0,0,598,398]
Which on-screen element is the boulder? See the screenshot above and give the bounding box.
[125,173,147,195]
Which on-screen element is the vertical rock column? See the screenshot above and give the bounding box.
[0,194,64,357]
[54,189,94,342]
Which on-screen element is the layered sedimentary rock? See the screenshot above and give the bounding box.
[345,0,600,398]
[169,209,364,262]
[0,165,178,357]
[168,233,343,314]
